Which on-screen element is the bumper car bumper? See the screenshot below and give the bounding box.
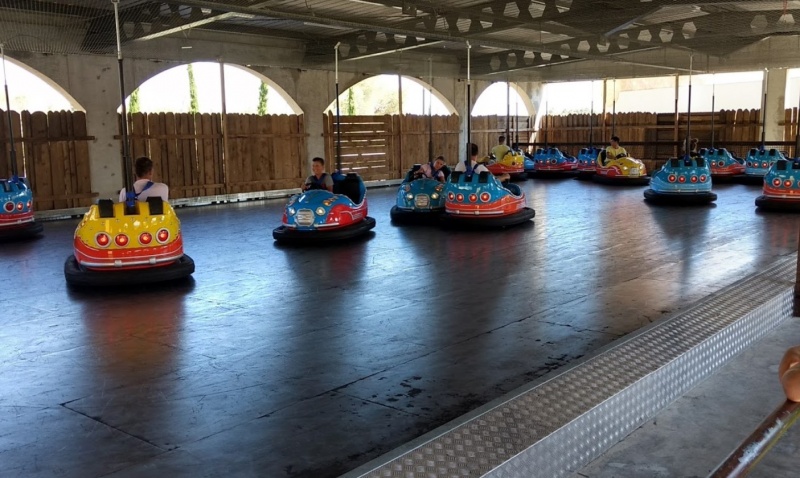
[64,254,195,287]
[390,206,443,224]
[755,195,800,212]
[441,207,535,229]
[592,174,650,186]
[644,189,717,205]
[0,220,43,240]
[273,217,376,244]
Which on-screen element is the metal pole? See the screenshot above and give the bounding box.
[505,79,510,146]
[709,400,800,477]
[335,42,342,171]
[686,53,693,158]
[113,0,134,206]
[544,101,548,148]
[0,43,18,179]
[589,80,594,147]
[795,88,800,159]
[761,69,769,149]
[515,101,519,148]
[428,57,433,163]
[466,41,471,163]
[711,79,716,149]
[612,79,616,137]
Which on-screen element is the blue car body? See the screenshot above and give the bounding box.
[644,156,716,204]
[755,158,800,212]
[442,168,535,228]
[390,167,447,222]
[744,148,786,179]
[273,173,375,243]
[531,147,577,173]
[0,177,43,238]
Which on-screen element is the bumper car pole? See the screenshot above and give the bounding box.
[1,44,18,180]
[113,0,135,211]
[334,42,342,173]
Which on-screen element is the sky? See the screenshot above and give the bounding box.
[0,58,794,117]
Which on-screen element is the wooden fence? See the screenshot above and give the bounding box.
[0,109,95,210]
[126,112,306,198]
[471,115,535,157]
[323,114,462,181]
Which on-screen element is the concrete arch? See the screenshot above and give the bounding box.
[471,81,535,117]
[123,61,304,114]
[2,55,84,111]
[325,74,458,115]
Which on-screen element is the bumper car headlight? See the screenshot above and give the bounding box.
[315,207,326,216]
[406,193,414,200]
[431,193,439,200]
[288,207,296,216]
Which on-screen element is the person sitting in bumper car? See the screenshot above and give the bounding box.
[602,135,628,165]
[456,143,511,183]
[302,157,334,192]
[414,156,448,182]
[118,157,169,202]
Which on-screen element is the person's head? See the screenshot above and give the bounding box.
[470,143,479,159]
[134,157,154,179]
[610,136,620,147]
[499,135,506,144]
[311,157,325,176]
[434,156,445,170]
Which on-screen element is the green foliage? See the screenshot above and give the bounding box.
[187,64,199,114]
[258,82,269,115]
[129,88,140,114]
[346,88,355,116]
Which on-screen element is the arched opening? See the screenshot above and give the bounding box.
[0,56,83,112]
[122,62,302,114]
[471,82,533,155]
[118,63,306,200]
[323,74,459,180]
[324,74,456,115]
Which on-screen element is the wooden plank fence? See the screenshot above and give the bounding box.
[323,113,463,180]
[471,115,535,156]
[0,109,95,210]
[125,112,306,198]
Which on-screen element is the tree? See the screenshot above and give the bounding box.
[258,82,269,115]
[129,88,140,114]
[346,88,355,116]
[187,64,199,114]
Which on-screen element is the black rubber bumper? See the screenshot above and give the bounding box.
[389,206,442,225]
[273,217,377,244]
[755,195,800,212]
[644,189,717,205]
[592,174,650,186]
[574,171,596,181]
[737,175,766,185]
[709,174,745,183]
[528,170,578,179]
[64,254,195,287]
[441,207,535,229]
[0,220,43,240]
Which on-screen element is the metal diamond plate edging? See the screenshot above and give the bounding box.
[345,257,796,478]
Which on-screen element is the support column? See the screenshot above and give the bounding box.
[765,68,788,143]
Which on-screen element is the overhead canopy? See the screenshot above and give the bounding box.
[1,0,799,81]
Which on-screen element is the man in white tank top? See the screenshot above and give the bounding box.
[118,157,169,202]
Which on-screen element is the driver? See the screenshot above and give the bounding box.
[414,156,447,182]
[118,156,169,202]
[601,135,628,166]
[491,135,511,161]
[302,157,334,192]
[780,346,800,402]
[455,143,511,183]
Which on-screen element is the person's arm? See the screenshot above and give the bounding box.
[780,346,800,402]
[119,188,126,203]
[324,175,334,192]
[162,185,169,202]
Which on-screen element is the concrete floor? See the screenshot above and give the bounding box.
[1,179,799,478]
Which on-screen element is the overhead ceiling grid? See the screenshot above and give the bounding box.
[1,0,799,81]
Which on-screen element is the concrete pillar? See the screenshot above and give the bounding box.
[764,68,788,143]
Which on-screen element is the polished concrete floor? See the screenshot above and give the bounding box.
[2,179,799,478]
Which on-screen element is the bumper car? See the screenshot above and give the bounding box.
[702,147,745,181]
[390,165,447,224]
[64,197,195,287]
[273,172,376,243]
[483,151,526,180]
[755,159,800,212]
[441,169,535,229]
[644,156,716,205]
[742,148,786,184]
[592,151,649,186]
[575,147,602,179]
[0,178,43,240]
[530,147,578,178]
[523,152,536,175]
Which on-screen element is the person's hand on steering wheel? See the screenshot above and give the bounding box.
[616,152,627,159]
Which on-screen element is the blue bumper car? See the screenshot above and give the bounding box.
[702,147,745,181]
[742,148,786,184]
[755,159,800,212]
[390,165,447,224]
[0,178,43,240]
[644,156,716,205]
[575,147,602,179]
[523,152,536,175]
[273,173,376,244]
[529,147,577,178]
[442,169,535,229]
